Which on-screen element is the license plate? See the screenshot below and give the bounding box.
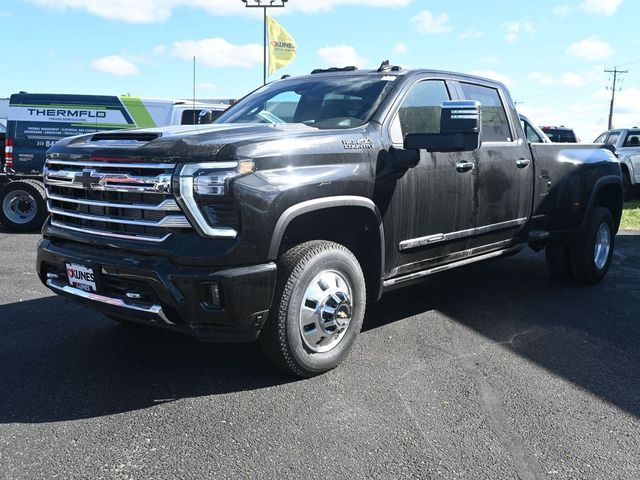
[65,263,97,293]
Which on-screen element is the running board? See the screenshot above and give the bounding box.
[383,246,521,290]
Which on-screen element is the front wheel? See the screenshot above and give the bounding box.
[0,180,47,232]
[570,206,615,284]
[259,241,366,377]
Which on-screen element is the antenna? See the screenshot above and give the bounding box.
[193,56,197,125]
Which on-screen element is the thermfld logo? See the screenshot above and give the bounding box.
[27,108,107,119]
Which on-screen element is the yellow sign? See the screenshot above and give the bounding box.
[267,16,297,76]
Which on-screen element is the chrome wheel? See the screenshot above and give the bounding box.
[2,189,37,225]
[593,222,611,270]
[298,270,353,353]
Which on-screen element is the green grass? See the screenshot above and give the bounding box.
[620,200,640,230]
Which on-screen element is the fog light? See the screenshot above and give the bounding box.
[202,282,223,308]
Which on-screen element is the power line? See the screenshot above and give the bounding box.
[605,67,628,129]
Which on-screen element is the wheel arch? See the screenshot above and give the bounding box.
[268,196,385,301]
[585,175,624,232]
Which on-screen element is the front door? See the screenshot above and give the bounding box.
[376,78,478,279]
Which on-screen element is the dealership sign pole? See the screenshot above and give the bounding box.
[241,0,289,85]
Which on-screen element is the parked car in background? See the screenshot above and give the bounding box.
[540,125,579,143]
[594,127,640,200]
[519,114,551,143]
[0,93,230,231]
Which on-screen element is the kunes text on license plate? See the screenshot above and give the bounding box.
[65,263,96,292]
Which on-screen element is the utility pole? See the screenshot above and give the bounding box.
[604,67,628,130]
[241,0,289,85]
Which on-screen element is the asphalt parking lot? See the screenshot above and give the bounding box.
[0,231,638,480]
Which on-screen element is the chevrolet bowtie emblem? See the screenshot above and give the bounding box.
[73,169,102,189]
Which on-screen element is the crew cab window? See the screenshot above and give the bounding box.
[594,133,607,143]
[623,131,640,147]
[607,132,621,145]
[459,83,512,142]
[521,118,543,143]
[390,80,450,144]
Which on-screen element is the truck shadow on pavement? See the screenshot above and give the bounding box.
[365,233,640,418]
[0,234,638,423]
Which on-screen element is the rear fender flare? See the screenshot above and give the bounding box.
[583,175,624,230]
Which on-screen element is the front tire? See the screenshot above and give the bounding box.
[0,180,47,232]
[259,241,366,377]
[570,206,615,284]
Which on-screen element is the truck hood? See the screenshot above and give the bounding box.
[49,123,372,163]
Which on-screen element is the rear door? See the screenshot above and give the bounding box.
[456,81,534,248]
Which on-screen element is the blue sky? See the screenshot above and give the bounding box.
[0,0,638,140]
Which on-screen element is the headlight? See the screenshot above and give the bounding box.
[176,160,254,238]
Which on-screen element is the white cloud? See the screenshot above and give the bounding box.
[529,71,555,85]
[172,38,262,68]
[29,0,413,23]
[503,21,534,43]
[552,5,574,15]
[581,0,623,16]
[317,45,367,68]
[566,37,613,61]
[393,42,408,55]
[411,11,452,34]
[152,45,167,56]
[529,71,586,87]
[31,0,175,23]
[470,70,514,88]
[520,86,640,142]
[90,55,140,76]
[559,72,585,87]
[290,0,412,14]
[460,29,484,40]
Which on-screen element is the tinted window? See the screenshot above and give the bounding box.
[521,118,543,143]
[181,109,203,125]
[623,131,640,147]
[460,83,512,142]
[396,80,450,137]
[557,130,577,142]
[607,132,620,145]
[215,76,397,129]
[543,128,577,143]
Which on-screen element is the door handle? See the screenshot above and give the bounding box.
[516,158,531,168]
[455,161,474,173]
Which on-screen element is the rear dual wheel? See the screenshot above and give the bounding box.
[260,241,366,377]
[545,206,614,284]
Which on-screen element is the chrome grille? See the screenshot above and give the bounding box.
[44,159,191,242]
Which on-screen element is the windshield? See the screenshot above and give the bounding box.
[214,75,397,129]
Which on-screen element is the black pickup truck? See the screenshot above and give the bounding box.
[37,64,623,377]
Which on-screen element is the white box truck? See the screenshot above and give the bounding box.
[1,93,229,231]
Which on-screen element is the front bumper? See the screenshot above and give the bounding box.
[37,238,277,342]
